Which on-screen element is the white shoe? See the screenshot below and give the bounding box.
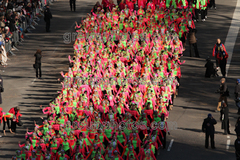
[202,19,206,22]
[205,16,207,19]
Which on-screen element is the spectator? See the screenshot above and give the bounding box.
[69,0,76,12]
[235,117,240,136]
[202,113,217,149]
[188,28,200,57]
[212,38,226,68]
[220,100,230,135]
[235,134,240,160]
[0,75,3,104]
[34,49,42,79]
[205,57,216,78]
[235,79,240,114]
[44,4,52,32]
[216,78,228,112]
[217,46,228,77]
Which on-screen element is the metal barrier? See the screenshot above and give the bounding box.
[2,0,47,58]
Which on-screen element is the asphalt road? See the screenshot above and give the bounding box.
[0,0,239,159]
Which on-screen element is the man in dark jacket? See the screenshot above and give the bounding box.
[205,57,215,78]
[34,49,42,78]
[216,78,228,112]
[188,28,200,58]
[202,113,217,149]
[220,101,230,135]
[235,79,240,114]
[44,5,52,32]
[235,134,240,160]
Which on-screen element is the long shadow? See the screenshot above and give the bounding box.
[176,106,215,112]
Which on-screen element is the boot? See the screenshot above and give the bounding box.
[215,102,221,112]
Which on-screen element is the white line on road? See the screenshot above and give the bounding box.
[31,78,37,84]
[226,139,231,150]
[167,139,174,151]
[225,0,240,76]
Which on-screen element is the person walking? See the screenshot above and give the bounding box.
[212,39,226,68]
[220,101,230,135]
[70,0,76,12]
[44,4,52,32]
[217,46,228,77]
[34,49,42,79]
[202,113,217,149]
[235,134,240,160]
[216,78,228,112]
[235,79,240,114]
[188,28,200,57]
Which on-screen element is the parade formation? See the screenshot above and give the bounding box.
[9,0,201,159]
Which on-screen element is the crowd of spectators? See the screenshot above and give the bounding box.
[0,0,49,66]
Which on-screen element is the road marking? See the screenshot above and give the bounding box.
[167,139,174,151]
[31,78,37,84]
[226,139,231,150]
[225,0,240,76]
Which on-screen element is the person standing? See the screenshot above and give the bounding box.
[202,113,217,149]
[220,101,230,135]
[34,49,42,79]
[235,134,240,160]
[212,39,227,68]
[235,79,240,114]
[204,57,215,78]
[70,0,76,12]
[216,78,228,112]
[210,0,216,9]
[188,28,200,57]
[44,4,52,32]
[0,75,3,104]
[217,46,228,77]
[235,117,240,136]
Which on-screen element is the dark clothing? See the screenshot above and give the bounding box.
[205,59,215,78]
[210,0,216,8]
[205,133,215,148]
[70,0,76,11]
[35,53,42,78]
[202,117,217,148]
[220,105,230,134]
[219,83,228,97]
[189,43,200,57]
[188,29,200,57]
[35,53,42,64]
[235,138,240,160]
[0,76,2,104]
[35,64,42,78]
[44,8,52,32]
[218,50,228,77]
[235,84,240,99]
[235,122,240,136]
[235,84,240,111]
[219,59,226,77]
[218,83,228,105]
[2,117,11,131]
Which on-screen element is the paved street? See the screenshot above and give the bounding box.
[0,0,240,159]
